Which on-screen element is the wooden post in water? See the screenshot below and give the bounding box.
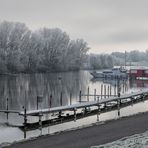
[24,106,27,139]
[110,85,112,96]
[70,93,72,105]
[125,81,127,92]
[59,91,62,117]
[94,89,96,101]
[122,80,124,94]
[60,92,63,106]
[6,98,9,121]
[87,86,89,101]
[49,94,52,108]
[37,96,43,110]
[48,95,52,134]
[79,90,82,103]
[114,84,116,96]
[104,85,106,98]
[101,84,103,99]
[37,97,39,110]
[107,85,109,98]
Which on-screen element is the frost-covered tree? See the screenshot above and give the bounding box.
[89,54,113,69]
[0,21,89,73]
[39,28,70,71]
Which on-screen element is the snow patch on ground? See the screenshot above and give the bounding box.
[91,131,148,148]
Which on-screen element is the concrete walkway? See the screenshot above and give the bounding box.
[6,112,148,148]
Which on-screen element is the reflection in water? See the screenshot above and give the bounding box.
[0,71,90,111]
[0,70,148,143]
[129,79,148,88]
[0,71,147,111]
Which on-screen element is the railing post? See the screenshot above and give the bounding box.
[36,96,39,110]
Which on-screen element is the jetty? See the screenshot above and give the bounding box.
[19,89,148,116]
[0,87,148,134]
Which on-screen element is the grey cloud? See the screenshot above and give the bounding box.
[0,0,148,52]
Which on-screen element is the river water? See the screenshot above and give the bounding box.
[0,70,148,144]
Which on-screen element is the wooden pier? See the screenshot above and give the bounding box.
[17,89,148,116]
[0,88,148,134]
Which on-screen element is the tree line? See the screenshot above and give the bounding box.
[0,21,89,73]
[88,50,148,70]
[88,54,113,69]
[112,50,148,63]
[0,21,147,73]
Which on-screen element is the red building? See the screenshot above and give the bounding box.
[129,68,148,79]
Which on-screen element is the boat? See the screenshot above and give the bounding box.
[129,67,148,80]
[90,67,128,79]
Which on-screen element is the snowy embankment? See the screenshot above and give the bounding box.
[92,131,148,148]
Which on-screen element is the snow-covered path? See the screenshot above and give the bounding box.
[92,131,148,148]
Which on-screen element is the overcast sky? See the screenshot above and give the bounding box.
[0,0,148,53]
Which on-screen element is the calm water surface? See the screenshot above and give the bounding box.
[0,70,148,144]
